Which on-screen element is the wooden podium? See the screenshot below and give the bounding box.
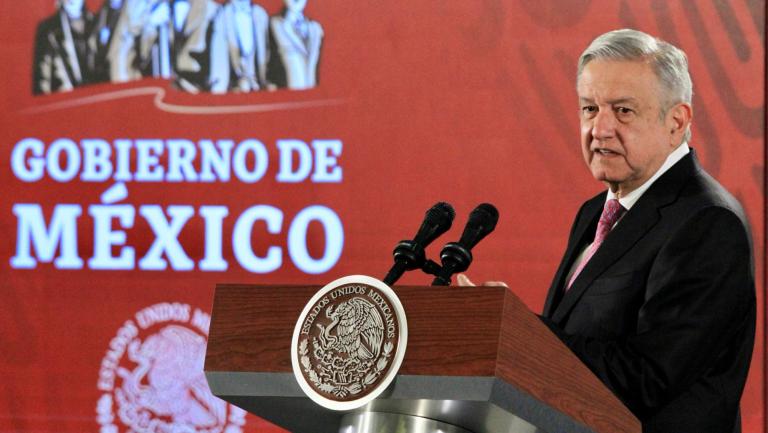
[204,284,640,433]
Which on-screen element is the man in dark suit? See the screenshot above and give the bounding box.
[33,0,97,94]
[461,29,755,433]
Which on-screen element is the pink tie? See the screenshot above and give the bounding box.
[566,199,626,290]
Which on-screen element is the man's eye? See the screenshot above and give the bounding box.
[581,106,597,115]
[616,107,633,115]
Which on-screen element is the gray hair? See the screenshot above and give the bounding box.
[577,29,693,142]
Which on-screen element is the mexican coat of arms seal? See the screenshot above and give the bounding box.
[291,275,408,411]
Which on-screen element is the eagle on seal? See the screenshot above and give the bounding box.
[319,297,385,361]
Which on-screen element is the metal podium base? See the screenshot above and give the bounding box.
[339,412,475,433]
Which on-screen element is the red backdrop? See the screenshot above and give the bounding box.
[0,1,764,432]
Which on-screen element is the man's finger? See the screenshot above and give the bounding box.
[456,273,475,286]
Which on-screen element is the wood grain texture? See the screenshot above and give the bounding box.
[206,284,315,373]
[206,284,640,433]
[496,289,640,433]
[205,284,505,375]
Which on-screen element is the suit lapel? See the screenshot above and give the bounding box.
[551,199,661,323]
[550,151,699,324]
[542,195,603,317]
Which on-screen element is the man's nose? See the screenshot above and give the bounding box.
[592,109,617,140]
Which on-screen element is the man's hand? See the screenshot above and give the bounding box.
[456,273,508,288]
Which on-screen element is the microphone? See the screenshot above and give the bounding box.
[432,203,499,286]
[383,202,455,286]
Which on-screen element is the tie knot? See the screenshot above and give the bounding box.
[601,199,625,227]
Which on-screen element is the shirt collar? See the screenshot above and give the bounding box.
[607,142,690,210]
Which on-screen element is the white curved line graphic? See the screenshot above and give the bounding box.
[22,86,345,115]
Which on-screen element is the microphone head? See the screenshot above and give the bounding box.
[413,202,455,247]
[426,202,456,225]
[471,203,499,229]
[459,203,499,249]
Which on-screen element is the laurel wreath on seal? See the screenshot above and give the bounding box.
[299,339,394,398]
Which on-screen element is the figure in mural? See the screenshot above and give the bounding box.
[108,0,228,92]
[33,0,97,94]
[267,0,323,90]
[32,0,328,94]
[220,0,270,92]
[92,0,124,83]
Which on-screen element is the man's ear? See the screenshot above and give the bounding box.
[667,102,693,145]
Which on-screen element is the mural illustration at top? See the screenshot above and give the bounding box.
[32,0,324,94]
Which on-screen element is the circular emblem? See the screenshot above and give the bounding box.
[96,302,247,433]
[291,275,408,411]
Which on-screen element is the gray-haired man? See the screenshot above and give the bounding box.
[539,29,755,433]
[463,29,755,433]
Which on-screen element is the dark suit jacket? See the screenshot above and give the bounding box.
[541,151,755,433]
[33,9,97,94]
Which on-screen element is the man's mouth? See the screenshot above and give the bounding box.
[594,148,620,156]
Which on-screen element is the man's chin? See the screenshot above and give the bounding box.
[591,170,627,187]
[591,170,613,183]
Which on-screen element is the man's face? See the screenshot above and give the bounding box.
[577,60,678,196]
